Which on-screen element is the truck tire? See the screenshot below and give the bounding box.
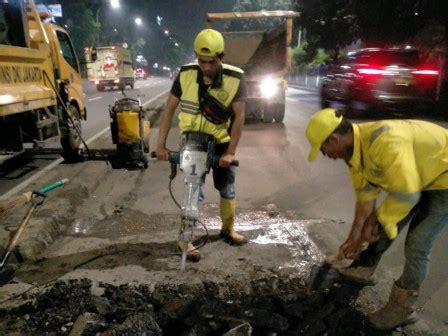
[273,91,286,123]
[263,108,274,123]
[96,84,104,92]
[274,104,285,123]
[61,105,82,163]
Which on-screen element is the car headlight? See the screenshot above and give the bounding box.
[260,77,278,98]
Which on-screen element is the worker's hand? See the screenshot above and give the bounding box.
[219,152,235,168]
[156,146,170,161]
[339,237,364,260]
[362,211,381,243]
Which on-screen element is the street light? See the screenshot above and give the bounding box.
[111,0,120,9]
[164,30,169,36]
[135,17,142,26]
[96,0,120,45]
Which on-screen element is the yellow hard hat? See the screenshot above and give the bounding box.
[305,108,343,161]
[194,29,224,57]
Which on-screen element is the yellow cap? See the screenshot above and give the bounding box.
[194,29,224,57]
[305,108,343,161]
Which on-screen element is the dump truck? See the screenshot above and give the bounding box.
[0,0,86,164]
[207,11,300,123]
[84,45,135,92]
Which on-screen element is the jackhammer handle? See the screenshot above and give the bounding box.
[150,151,179,163]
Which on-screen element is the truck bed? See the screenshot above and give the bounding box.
[223,26,287,77]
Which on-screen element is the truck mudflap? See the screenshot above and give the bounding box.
[0,84,56,117]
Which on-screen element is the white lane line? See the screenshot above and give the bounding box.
[1,89,170,198]
[1,158,64,199]
[142,89,169,106]
[88,96,103,102]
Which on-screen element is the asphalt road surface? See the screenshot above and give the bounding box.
[0,82,447,334]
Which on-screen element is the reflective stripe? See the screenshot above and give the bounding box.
[389,191,421,204]
[370,125,391,145]
[180,100,200,109]
[180,106,199,115]
[180,100,200,115]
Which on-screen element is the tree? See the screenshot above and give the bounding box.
[41,0,99,60]
[296,0,357,63]
[225,0,294,31]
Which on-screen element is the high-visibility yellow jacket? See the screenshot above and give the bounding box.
[349,120,448,239]
[178,63,244,144]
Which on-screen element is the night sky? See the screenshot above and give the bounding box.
[100,0,237,57]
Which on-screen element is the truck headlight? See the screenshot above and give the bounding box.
[260,77,278,98]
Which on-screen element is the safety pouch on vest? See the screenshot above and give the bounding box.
[201,92,233,125]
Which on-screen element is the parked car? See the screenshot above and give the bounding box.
[320,48,439,116]
[134,68,148,80]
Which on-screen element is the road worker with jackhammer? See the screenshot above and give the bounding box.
[156,28,248,262]
[305,108,448,330]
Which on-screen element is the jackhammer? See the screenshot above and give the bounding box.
[152,132,238,271]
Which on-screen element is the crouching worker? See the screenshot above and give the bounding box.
[305,108,448,330]
[156,28,248,262]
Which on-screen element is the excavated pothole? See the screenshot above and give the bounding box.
[0,272,394,336]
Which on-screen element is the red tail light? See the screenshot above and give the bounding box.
[357,68,387,75]
[412,69,438,76]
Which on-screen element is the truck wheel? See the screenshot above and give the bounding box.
[61,105,82,163]
[96,84,104,92]
[274,104,285,123]
[263,108,274,123]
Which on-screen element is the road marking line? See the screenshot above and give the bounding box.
[1,89,170,198]
[88,96,103,102]
[142,89,169,106]
[1,158,64,199]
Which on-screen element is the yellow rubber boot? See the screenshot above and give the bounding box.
[219,198,248,245]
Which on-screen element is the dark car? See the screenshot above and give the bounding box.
[320,48,439,116]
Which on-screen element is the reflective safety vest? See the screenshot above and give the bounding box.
[178,63,244,144]
[349,120,448,239]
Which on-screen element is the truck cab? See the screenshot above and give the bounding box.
[0,0,85,164]
[43,21,86,121]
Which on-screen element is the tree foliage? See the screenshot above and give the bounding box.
[292,0,446,66]
[40,0,99,60]
[225,0,294,31]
